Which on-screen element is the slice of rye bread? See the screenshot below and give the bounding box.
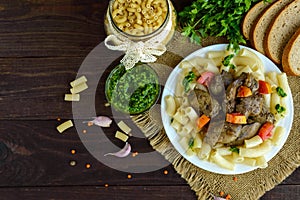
[250,0,294,54]
[241,1,271,40]
[282,27,300,76]
[264,0,300,64]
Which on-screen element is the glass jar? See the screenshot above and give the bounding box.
[104,0,176,45]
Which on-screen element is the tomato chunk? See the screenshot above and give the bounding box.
[258,80,272,94]
[258,122,274,140]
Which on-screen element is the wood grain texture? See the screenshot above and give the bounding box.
[0,185,299,200]
[0,186,197,200]
[0,120,187,186]
[0,0,107,58]
[0,0,299,199]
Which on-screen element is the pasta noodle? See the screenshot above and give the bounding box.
[173,110,189,125]
[64,94,80,102]
[211,151,235,170]
[271,126,285,146]
[216,147,232,156]
[70,82,88,94]
[240,158,256,167]
[277,73,289,96]
[244,135,263,148]
[239,140,272,158]
[70,75,87,87]
[115,131,129,142]
[198,142,211,160]
[57,120,73,133]
[255,156,268,168]
[117,121,132,134]
[183,107,199,122]
[165,95,176,116]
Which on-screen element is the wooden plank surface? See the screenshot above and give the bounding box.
[0,185,299,200]
[0,0,299,199]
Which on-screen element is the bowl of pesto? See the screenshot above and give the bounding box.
[105,63,160,115]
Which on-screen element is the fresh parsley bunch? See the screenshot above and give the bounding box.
[179,0,270,51]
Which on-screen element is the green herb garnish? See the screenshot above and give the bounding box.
[275,104,286,114]
[229,146,240,154]
[179,0,272,51]
[188,138,194,149]
[222,54,235,66]
[183,71,196,93]
[276,87,287,98]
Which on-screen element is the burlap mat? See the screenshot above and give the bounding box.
[132,32,300,200]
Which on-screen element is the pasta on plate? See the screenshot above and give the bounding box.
[161,44,293,174]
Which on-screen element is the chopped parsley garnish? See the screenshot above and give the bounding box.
[229,146,240,154]
[188,138,195,149]
[276,87,287,97]
[222,54,235,66]
[183,71,196,93]
[275,104,286,114]
[229,63,237,70]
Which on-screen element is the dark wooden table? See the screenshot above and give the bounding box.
[0,0,299,199]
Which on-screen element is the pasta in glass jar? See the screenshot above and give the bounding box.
[105,0,176,44]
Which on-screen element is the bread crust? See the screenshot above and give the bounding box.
[242,1,270,40]
[282,27,300,76]
[264,0,300,64]
[250,0,293,54]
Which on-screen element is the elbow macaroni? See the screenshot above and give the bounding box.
[110,0,168,35]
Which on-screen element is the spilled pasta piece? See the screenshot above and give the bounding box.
[70,75,87,87]
[57,120,73,133]
[117,120,132,134]
[70,82,88,94]
[64,75,88,102]
[115,131,129,142]
[64,94,80,101]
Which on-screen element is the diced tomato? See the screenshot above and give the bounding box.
[258,122,274,140]
[226,113,247,124]
[197,71,215,86]
[197,114,210,129]
[258,80,272,94]
[237,86,252,97]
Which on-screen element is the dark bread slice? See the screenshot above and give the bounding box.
[282,26,300,76]
[264,0,300,64]
[250,0,294,54]
[242,1,271,40]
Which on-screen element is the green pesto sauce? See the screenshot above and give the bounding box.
[105,63,160,114]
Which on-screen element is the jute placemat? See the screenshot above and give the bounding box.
[132,32,300,200]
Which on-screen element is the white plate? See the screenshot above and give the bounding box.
[161,44,294,174]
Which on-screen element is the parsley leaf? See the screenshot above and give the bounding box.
[276,87,287,97]
[183,71,196,93]
[275,104,286,114]
[229,146,240,154]
[222,54,235,66]
[188,138,194,149]
[179,0,272,51]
